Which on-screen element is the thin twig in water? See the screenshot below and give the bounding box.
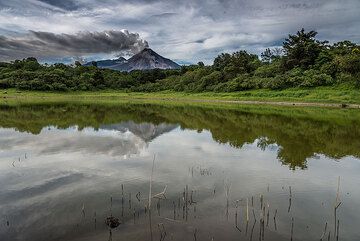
[149,155,156,209]
[320,222,328,241]
[82,203,85,218]
[246,198,249,223]
[288,186,292,213]
[273,209,277,231]
[291,217,294,241]
[250,220,256,241]
[334,176,341,238]
[158,223,167,241]
[94,212,96,229]
[224,181,231,221]
[235,200,241,232]
[266,203,269,227]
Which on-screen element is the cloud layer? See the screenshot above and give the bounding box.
[0,30,148,61]
[0,0,359,63]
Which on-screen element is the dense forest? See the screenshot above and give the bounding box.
[0,29,359,92]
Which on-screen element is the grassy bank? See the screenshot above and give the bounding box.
[1,85,360,107]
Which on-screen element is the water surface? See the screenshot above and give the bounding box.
[0,102,359,241]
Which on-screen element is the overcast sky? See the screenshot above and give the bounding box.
[0,0,359,64]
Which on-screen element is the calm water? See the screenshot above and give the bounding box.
[0,102,359,241]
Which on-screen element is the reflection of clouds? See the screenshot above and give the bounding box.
[0,125,360,241]
[0,121,177,158]
[0,127,147,157]
[0,173,84,204]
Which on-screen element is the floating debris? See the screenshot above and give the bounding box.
[105,216,121,229]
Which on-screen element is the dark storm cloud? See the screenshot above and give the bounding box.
[0,0,359,63]
[37,0,80,11]
[0,30,149,61]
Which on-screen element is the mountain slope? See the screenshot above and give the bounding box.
[84,57,126,68]
[114,48,180,71]
[85,48,180,71]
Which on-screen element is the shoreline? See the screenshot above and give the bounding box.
[2,92,360,109]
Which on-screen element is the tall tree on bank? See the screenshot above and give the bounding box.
[283,28,328,70]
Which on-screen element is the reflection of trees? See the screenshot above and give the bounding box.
[1,102,360,169]
[257,137,276,151]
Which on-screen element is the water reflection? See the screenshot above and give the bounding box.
[0,102,359,241]
[1,103,359,169]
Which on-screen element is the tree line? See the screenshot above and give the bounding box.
[0,29,359,92]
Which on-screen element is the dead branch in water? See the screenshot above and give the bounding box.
[153,185,167,200]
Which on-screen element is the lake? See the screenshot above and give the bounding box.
[0,101,359,241]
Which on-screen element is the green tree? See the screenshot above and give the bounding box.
[261,48,273,63]
[213,53,232,70]
[283,28,328,70]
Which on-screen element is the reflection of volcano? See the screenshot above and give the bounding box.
[0,122,178,158]
[100,121,178,142]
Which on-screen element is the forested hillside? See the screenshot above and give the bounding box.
[0,29,359,92]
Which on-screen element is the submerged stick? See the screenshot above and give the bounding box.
[178,196,181,215]
[158,223,167,241]
[291,217,294,241]
[149,155,156,209]
[273,213,277,231]
[246,198,249,223]
[250,220,256,241]
[148,155,156,241]
[108,229,112,241]
[245,221,249,236]
[173,201,176,220]
[185,185,188,221]
[320,222,328,241]
[121,184,124,218]
[266,203,269,227]
[225,182,231,221]
[94,211,97,229]
[129,193,132,210]
[157,200,161,216]
[288,186,292,213]
[334,176,341,238]
[82,203,85,218]
[252,209,256,221]
[235,200,241,232]
[110,196,113,216]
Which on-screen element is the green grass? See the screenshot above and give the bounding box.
[1,84,360,106]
